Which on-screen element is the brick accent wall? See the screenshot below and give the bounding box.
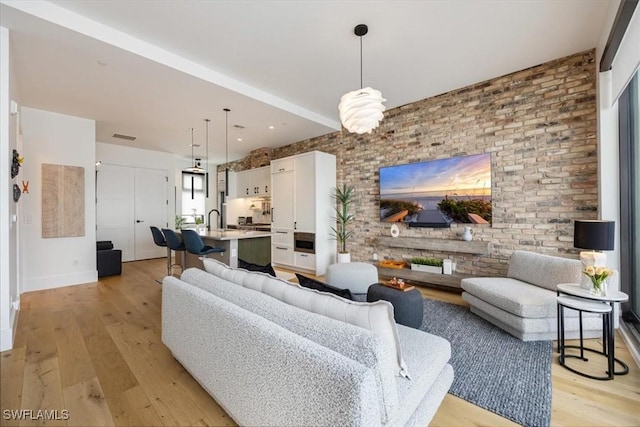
[221,50,598,276]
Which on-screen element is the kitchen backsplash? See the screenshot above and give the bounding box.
[226,196,271,225]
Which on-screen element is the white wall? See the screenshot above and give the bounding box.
[0,26,20,351]
[596,1,640,271]
[20,107,97,292]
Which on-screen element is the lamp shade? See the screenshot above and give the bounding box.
[338,87,386,134]
[573,220,615,250]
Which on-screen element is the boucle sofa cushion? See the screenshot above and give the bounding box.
[390,325,453,427]
[181,267,399,421]
[462,277,566,318]
[203,258,411,379]
[507,250,582,291]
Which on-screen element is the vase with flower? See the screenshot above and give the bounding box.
[582,265,614,296]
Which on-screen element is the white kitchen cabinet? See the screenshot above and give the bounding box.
[235,166,270,197]
[271,165,294,230]
[270,151,336,275]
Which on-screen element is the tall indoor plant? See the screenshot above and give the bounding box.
[330,184,356,263]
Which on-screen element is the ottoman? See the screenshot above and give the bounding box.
[325,262,379,294]
[367,283,424,328]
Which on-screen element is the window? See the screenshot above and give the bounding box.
[182,172,205,224]
[619,70,639,336]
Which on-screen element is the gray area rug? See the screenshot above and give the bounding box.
[419,299,552,427]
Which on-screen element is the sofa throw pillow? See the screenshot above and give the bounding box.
[238,258,277,277]
[295,273,353,300]
[202,258,411,379]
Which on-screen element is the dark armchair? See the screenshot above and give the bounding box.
[97,241,122,278]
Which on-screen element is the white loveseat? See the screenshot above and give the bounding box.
[162,259,454,427]
[461,250,619,341]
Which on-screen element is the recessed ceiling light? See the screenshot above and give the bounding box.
[97,60,108,66]
[237,138,243,142]
[268,126,274,130]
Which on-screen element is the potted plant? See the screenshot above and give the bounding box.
[330,184,356,263]
[410,257,443,274]
[175,215,186,230]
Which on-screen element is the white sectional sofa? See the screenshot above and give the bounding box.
[162,259,453,427]
[461,250,619,341]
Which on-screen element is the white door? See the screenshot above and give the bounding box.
[97,165,167,261]
[134,168,168,260]
[97,165,135,261]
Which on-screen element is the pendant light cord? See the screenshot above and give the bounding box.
[190,128,195,166]
[360,34,363,89]
[223,108,230,197]
[224,109,229,165]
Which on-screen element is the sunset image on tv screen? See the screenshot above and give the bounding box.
[379,153,492,226]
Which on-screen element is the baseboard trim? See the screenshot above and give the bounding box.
[619,320,640,369]
[23,271,98,293]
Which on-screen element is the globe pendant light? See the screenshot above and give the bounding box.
[338,24,386,134]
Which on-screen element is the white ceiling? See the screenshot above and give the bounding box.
[0,0,612,165]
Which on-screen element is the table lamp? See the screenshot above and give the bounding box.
[573,220,615,267]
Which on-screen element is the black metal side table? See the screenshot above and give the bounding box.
[556,283,629,380]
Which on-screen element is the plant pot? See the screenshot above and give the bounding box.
[337,253,351,264]
[411,264,442,274]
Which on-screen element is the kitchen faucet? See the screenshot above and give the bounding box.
[207,209,221,231]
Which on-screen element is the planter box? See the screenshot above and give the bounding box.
[411,264,442,274]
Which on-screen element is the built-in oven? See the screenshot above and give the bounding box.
[294,232,315,254]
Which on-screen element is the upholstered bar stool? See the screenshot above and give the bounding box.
[162,228,187,276]
[150,226,171,277]
[182,229,226,258]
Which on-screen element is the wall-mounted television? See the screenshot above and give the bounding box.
[379,153,492,227]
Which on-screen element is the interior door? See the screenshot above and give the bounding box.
[97,165,135,261]
[134,168,168,260]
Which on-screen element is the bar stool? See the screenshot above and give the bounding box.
[182,229,226,258]
[150,226,171,277]
[162,228,187,276]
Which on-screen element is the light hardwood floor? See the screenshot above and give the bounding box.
[1,258,638,426]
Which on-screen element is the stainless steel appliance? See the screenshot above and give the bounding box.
[294,232,315,254]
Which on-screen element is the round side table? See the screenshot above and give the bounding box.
[556,283,629,380]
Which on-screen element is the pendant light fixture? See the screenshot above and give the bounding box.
[338,24,386,134]
[223,108,230,197]
[184,127,206,173]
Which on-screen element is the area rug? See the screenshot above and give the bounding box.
[419,299,552,427]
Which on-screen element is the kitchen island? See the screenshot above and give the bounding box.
[178,229,273,270]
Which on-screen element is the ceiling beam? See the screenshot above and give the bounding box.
[0,0,341,130]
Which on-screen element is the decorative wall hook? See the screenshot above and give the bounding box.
[11,149,21,178]
[12,184,21,202]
